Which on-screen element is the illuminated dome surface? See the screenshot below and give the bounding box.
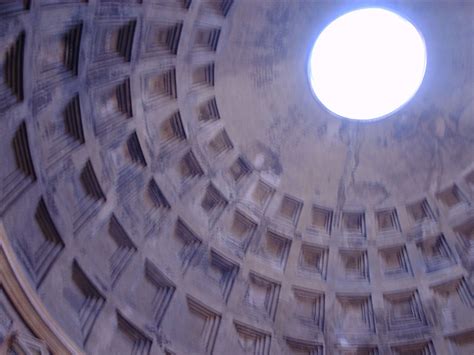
[1,1,474,354]
[309,8,427,120]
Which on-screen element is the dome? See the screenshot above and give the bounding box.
[0,1,473,354]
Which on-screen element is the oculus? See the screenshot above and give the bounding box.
[309,8,426,121]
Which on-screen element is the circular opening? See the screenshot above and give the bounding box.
[309,8,427,121]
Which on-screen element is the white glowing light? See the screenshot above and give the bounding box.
[309,8,426,120]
